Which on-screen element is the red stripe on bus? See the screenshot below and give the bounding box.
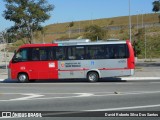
[99,68,129,70]
[59,68,129,72]
[59,68,89,71]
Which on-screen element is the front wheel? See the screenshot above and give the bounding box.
[18,73,29,83]
[87,72,99,82]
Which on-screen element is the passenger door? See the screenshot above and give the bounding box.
[28,47,58,80]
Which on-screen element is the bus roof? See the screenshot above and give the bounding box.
[19,40,129,48]
[53,39,91,43]
[58,40,128,46]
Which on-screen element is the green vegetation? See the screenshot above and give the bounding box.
[152,0,160,22]
[84,25,106,41]
[3,0,54,44]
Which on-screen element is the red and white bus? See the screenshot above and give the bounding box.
[8,39,135,82]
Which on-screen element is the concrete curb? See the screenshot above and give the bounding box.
[0,79,8,82]
[120,77,160,81]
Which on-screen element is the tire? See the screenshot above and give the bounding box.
[87,72,99,82]
[18,73,29,83]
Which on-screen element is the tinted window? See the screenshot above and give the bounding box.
[29,47,55,61]
[13,48,28,62]
[85,44,129,59]
[55,47,67,60]
[85,45,105,59]
[108,44,129,59]
[67,46,85,60]
[13,44,129,62]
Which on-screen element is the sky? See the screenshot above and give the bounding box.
[0,0,155,32]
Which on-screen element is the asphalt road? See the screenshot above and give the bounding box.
[0,80,160,120]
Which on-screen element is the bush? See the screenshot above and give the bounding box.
[83,25,106,41]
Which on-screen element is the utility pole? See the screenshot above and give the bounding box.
[1,32,8,72]
[79,22,81,34]
[69,26,71,38]
[142,11,144,28]
[144,25,147,61]
[137,10,139,32]
[129,0,132,42]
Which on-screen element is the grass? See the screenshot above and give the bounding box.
[44,13,158,33]
[40,13,159,42]
[8,13,160,58]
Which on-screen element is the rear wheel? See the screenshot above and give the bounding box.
[18,73,29,83]
[87,72,99,82]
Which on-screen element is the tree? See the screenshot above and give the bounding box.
[67,21,74,38]
[84,25,106,41]
[68,21,74,28]
[3,30,17,43]
[133,28,145,57]
[152,0,160,22]
[153,1,160,12]
[132,40,141,57]
[3,0,54,44]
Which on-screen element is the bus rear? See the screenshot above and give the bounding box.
[126,40,135,75]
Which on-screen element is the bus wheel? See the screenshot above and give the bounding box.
[18,73,29,83]
[87,72,99,82]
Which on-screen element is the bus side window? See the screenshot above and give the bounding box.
[104,47,110,59]
[40,49,47,60]
[108,46,115,59]
[85,52,91,59]
[95,46,105,59]
[118,45,125,58]
[56,47,66,60]
[48,51,54,60]
[108,44,128,59]
[113,46,119,59]
[50,47,57,60]
[75,46,84,60]
[31,48,40,61]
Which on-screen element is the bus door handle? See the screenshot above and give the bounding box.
[29,70,33,72]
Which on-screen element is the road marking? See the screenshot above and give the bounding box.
[10,94,44,101]
[0,94,44,101]
[28,90,160,100]
[75,93,94,97]
[1,91,160,102]
[85,104,160,111]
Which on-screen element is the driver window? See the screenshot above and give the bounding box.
[13,48,28,61]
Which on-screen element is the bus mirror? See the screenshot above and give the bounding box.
[12,58,19,63]
[14,50,17,54]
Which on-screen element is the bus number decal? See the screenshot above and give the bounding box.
[49,62,55,68]
[20,66,26,70]
[91,61,95,65]
[118,60,126,63]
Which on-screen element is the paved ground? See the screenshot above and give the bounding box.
[1,80,160,120]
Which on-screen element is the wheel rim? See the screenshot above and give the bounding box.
[88,73,97,82]
[18,74,27,82]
